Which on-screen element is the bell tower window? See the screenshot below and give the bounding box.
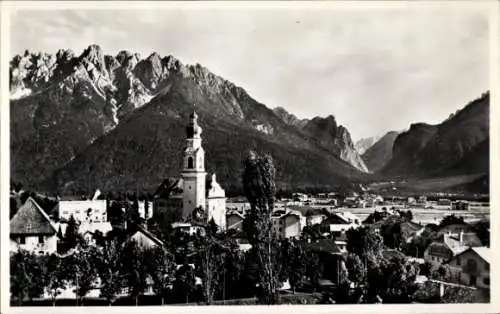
[187,157,194,169]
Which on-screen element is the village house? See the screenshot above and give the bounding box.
[129,227,165,249]
[447,247,490,289]
[325,211,361,238]
[280,210,306,239]
[10,197,58,254]
[226,210,245,230]
[57,196,107,223]
[423,231,483,264]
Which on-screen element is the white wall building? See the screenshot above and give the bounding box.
[207,174,227,229]
[138,201,154,220]
[10,197,58,255]
[58,199,107,223]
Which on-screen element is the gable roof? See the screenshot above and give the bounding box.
[280,210,303,220]
[471,247,490,264]
[450,247,490,265]
[10,197,57,235]
[131,227,164,247]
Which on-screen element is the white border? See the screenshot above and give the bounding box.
[1,1,499,313]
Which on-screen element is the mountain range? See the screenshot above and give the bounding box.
[9,45,490,195]
[380,92,489,179]
[355,136,381,155]
[10,45,370,195]
[361,131,400,173]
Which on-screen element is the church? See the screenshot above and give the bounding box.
[155,108,227,230]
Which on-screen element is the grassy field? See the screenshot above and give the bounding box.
[368,174,486,192]
[332,206,490,225]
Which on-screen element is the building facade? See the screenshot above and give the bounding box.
[181,110,207,218]
[58,199,107,223]
[10,197,58,254]
[448,247,490,288]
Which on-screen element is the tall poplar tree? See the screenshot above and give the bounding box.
[242,151,280,304]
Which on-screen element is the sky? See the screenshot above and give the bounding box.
[9,2,491,141]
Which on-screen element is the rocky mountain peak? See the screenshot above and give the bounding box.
[80,44,106,72]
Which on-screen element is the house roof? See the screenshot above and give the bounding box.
[10,197,57,235]
[280,210,303,220]
[437,223,474,235]
[442,232,483,249]
[450,246,490,265]
[132,227,164,247]
[471,247,490,264]
[226,211,244,219]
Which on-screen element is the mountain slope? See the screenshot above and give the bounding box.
[301,116,369,172]
[272,107,369,173]
[361,131,399,173]
[10,45,368,194]
[272,107,309,129]
[355,136,380,155]
[380,92,489,178]
[48,75,366,194]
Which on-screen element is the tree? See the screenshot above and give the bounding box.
[286,241,308,294]
[41,254,67,306]
[345,253,366,288]
[62,215,81,252]
[242,151,280,304]
[143,247,175,305]
[65,244,100,305]
[95,239,123,305]
[402,225,437,258]
[379,257,419,303]
[173,264,197,304]
[305,252,322,292]
[10,250,44,305]
[380,221,403,249]
[120,240,148,306]
[301,224,323,241]
[10,197,19,219]
[473,220,490,247]
[439,215,465,228]
[346,226,383,262]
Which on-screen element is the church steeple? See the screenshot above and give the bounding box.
[186,104,202,143]
[181,104,207,218]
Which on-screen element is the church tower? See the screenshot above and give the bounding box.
[181,107,207,219]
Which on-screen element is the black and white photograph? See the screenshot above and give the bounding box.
[1,0,498,311]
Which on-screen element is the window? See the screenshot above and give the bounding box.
[187,157,194,169]
[456,257,461,266]
[19,236,25,244]
[485,264,489,271]
[38,236,44,244]
[484,277,490,285]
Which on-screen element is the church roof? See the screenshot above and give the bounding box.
[10,197,57,235]
[207,173,225,198]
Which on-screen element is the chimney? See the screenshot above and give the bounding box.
[459,231,464,244]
